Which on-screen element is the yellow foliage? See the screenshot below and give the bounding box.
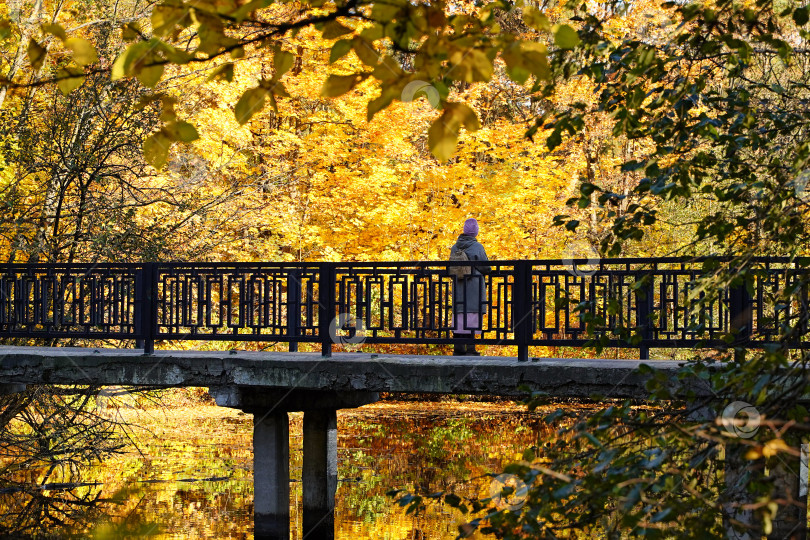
[0,0,703,264]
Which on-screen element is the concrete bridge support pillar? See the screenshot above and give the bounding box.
[0,383,26,395]
[209,387,378,540]
[766,443,807,540]
[302,409,338,539]
[253,411,290,540]
[724,444,760,540]
[723,443,808,540]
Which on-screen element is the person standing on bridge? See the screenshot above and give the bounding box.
[450,218,491,356]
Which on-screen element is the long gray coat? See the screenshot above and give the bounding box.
[450,234,491,314]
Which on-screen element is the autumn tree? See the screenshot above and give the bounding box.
[0,1,268,533]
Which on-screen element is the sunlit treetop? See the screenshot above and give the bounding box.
[1,0,573,164]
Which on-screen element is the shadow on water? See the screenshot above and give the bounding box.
[0,400,577,539]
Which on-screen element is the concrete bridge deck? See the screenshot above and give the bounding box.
[0,346,704,399]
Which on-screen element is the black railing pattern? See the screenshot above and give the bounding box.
[1,258,808,359]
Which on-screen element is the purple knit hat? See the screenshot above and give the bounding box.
[463,218,479,236]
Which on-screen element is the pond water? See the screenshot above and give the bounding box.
[3,399,566,539]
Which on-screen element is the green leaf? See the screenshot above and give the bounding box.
[367,86,398,121]
[371,3,401,21]
[133,94,162,111]
[547,128,562,150]
[207,62,234,82]
[111,50,130,80]
[794,7,809,26]
[0,19,13,41]
[352,37,380,66]
[159,96,177,122]
[152,0,190,37]
[503,42,534,85]
[522,42,550,80]
[159,42,193,64]
[428,112,458,162]
[447,102,480,131]
[553,24,580,49]
[143,132,171,170]
[321,73,362,97]
[372,55,404,81]
[27,39,46,70]
[234,86,267,124]
[137,63,165,88]
[580,182,596,196]
[322,20,353,39]
[451,49,493,82]
[56,66,85,95]
[522,8,550,31]
[329,39,352,63]
[64,38,98,66]
[269,80,290,98]
[121,22,141,42]
[165,120,199,142]
[42,23,66,40]
[274,50,294,77]
[197,21,236,56]
[329,39,352,64]
[111,42,151,81]
[468,49,493,82]
[359,24,384,42]
[505,62,530,85]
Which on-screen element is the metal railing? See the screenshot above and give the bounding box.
[1,258,808,360]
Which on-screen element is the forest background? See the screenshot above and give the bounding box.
[0,0,700,268]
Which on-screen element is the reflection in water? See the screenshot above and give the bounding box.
[0,481,106,538]
[0,386,139,538]
[2,400,563,539]
[332,402,555,540]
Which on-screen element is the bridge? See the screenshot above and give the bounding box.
[0,347,707,539]
[0,258,808,538]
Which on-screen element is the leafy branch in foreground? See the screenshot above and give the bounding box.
[2,0,573,162]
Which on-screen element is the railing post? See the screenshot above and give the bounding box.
[729,279,753,363]
[134,268,143,349]
[136,263,157,355]
[135,266,144,350]
[287,269,301,352]
[319,263,334,358]
[13,275,25,328]
[514,261,531,362]
[636,276,654,361]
